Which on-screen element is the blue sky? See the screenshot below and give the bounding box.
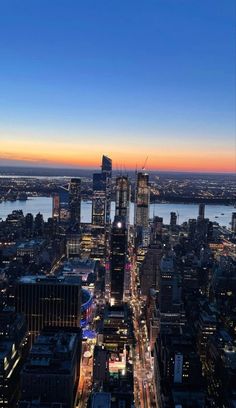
[0,0,235,171]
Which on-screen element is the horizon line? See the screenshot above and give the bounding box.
[0,164,235,175]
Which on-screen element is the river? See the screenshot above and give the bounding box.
[0,197,234,227]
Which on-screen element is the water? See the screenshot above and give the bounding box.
[0,197,234,227]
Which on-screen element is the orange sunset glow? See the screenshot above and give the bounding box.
[1,136,235,173]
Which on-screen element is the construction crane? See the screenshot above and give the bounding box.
[142,156,148,171]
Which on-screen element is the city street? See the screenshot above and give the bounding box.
[130,254,158,408]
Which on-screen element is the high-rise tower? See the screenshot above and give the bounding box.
[102,155,112,225]
[231,212,236,233]
[110,216,127,305]
[134,172,150,228]
[92,173,107,226]
[198,203,205,221]
[69,178,81,224]
[115,176,130,224]
[92,155,112,226]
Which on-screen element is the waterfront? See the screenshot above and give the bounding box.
[0,197,234,227]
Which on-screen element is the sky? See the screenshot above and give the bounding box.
[0,0,235,172]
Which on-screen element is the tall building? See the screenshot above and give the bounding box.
[69,178,81,224]
[115,175,130,224]
[92,173,107,226]
[15,275,81,338]
[110,216,127,305]
[24,213,34,237]
[198,203,205,220]
[0,310,28,408]
[66,232,80,258]
[232,212,236,233]
[19,328,82,408]
[151,216,163,243]
[140,242,162,297]
[159,254,182,316]
[53,186,70,223]
[170,212,177,228]
[34,212,44,236]
[102,155,112,225]
[52,193,60,219]
[134,172,149,228]
[93,345,109,385]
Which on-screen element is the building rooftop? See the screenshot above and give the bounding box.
[17,239,44,249]
[23,331,79,374]
[0,340,13,360]
[18,275,81,286]
[91,392,111,408]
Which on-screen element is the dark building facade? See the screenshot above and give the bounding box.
[115,176,130,224]
[92,173,107,226]
[15,276,81,338]
[69,178,81,224]
[19,328,82,408]
[93,345,109,385]
[0,310,28,408]
[110,216,127,305]
[134,172,149,228]
[102,155,112,225]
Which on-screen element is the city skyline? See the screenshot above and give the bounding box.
[1,0,235,173]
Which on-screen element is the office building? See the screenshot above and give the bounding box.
[115,175,130,224]
[93,345,109,384]
[170,212,177,228]
[232,212,236,233]
[134,172,149,228]
[34,213,44,236]
[198,203,205,220]
[140,242,162,297]
[66,232,80,258]
[69,178,81,224]
[24,213,34,237]
[52,193,60,220]
[154,327,205,408]
[53,186,70,223]
[0,309,28,408]
[102,155,112,225]
[92,173,107,226]
[20,328,81,408]
[151,216,163,243]
[159,254,181,313]
[110,216,127,305]
[15,275,81,338]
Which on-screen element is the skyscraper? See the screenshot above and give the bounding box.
[198,203,205,220]
[92,155,112,226]
[69,178,81,224]
[92,172,107,226]
[115,175,130,224]
[134,172,149,228]
[231,212,236,233]
[15,275,81,338]
[110,216,127,305]
[52,193,60,219]
[170,212,177,228]
[53,186,70,223]
[159,254,182,315]
[102,155,112,225]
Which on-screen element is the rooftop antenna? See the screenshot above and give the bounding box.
[142,156,148,171]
